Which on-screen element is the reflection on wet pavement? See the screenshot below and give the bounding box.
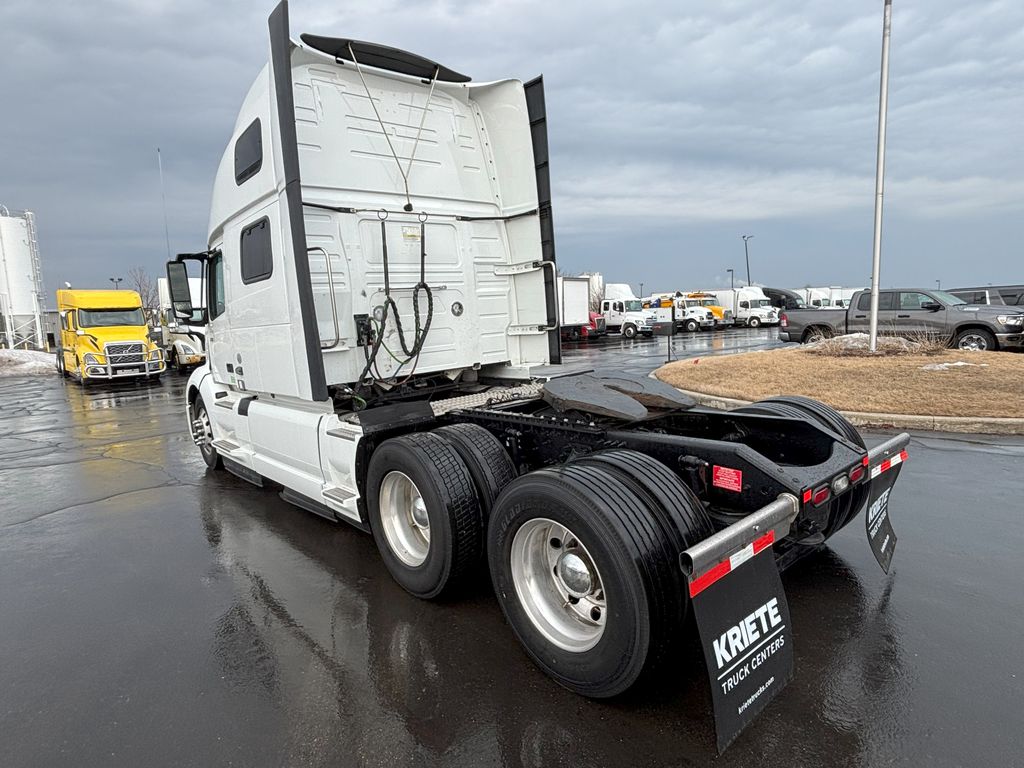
[1,343,1022,767]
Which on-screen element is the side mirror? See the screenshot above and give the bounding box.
[922,302,943,312]
[166,260,194,320]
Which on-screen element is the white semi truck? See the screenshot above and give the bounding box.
[158,276,206,372]
[165,3,911,750]
[600,283,655,337]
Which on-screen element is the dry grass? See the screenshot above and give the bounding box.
[804,332,949,357]
[655,348,1024,418]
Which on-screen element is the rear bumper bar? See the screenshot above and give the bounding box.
[681,432,912,583]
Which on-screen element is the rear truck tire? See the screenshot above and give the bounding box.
[954,327,996,351]
[487,462,684,698]
[801,325,833,343]
[622,323,638,339]
[568,327,581,342]
[367,432,483,600]
[739,395,867,536]
[433,423,516,518]
[684,318,699,332]
[193,396,223,470]
[56,350,68,377]
[748,316,761,328]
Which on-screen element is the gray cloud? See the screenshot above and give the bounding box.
[1,0,1020,301]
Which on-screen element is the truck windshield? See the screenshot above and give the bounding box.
[931,290,966,306]
[700,299,717,307]
[79,308,146,327]
[624,300,643,311]
[756,300,772,308]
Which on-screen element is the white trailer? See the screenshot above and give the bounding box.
[163,4,912,749]
[0,206,45,349]
[556,276,591,340]
[795,287,863,308]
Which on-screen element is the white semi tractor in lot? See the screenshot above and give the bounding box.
[166,2,911,750]
[157,276,206,372]
[600,283,656,337]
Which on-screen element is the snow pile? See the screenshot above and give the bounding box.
[0,349,55,377]
[920,360,989,371]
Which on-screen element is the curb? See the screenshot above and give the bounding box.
[664,384,1024,436]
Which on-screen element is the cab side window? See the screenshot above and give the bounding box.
[234,119,262,185]
[208,253,226,320]
[857,292,894,311]
[899,292,932,310]
[240,218,273,285]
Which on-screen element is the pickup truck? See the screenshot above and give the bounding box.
[779,288,1024,351]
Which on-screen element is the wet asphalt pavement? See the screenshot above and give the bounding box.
[2,328,1022,767]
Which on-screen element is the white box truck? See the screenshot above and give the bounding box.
[557,276,592,341]
[714,287,779,327]
[163,3,912,749]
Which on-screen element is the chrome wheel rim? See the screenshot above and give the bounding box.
[196,406,214,459]
[379,471,430,567]
[510,518,606,652]
[958,333,988,351]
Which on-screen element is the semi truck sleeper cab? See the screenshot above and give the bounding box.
[166,2,912,751]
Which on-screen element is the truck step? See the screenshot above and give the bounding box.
[323,486,356,503]
[210,438,240,453]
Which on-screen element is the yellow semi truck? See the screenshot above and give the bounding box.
[55,289,164,382]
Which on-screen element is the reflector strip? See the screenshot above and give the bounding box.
[870,449,908,479]
[689,530,776,598]
[802,489,812,504]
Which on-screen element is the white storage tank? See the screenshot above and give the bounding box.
[0,206,45,349]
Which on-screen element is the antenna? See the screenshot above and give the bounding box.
[157,148,172,261]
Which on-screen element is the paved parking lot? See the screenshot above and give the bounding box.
[2,329,1022,766]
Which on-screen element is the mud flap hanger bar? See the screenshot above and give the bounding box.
[865,431,911,472]
[680,494,800,583]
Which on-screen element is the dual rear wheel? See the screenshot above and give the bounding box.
[366,425,714,697]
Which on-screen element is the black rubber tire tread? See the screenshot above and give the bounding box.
[573,450,715,634]
[733,401,814,422]
[756,395,868,534]
[433,423,516,518]
[488,462,681,698]
[759,395,865,449]
[573,449,713,552]
[193,397,223,470]
[367,432,482,600]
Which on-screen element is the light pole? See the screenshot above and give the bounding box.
[726,269,735,291]
[935,279,941,290]
[868,0,894,353]
[741,235,753,286]
[639,282,644,298]
[109,277,123,289]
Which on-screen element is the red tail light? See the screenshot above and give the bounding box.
[780,312,788,328]
[811,485,831,506]
[849,465,865,484]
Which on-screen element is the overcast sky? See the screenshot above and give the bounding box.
[1,0,1021,302]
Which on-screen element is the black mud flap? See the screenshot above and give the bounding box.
[863,434,910,573]
[680,495,800,753]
